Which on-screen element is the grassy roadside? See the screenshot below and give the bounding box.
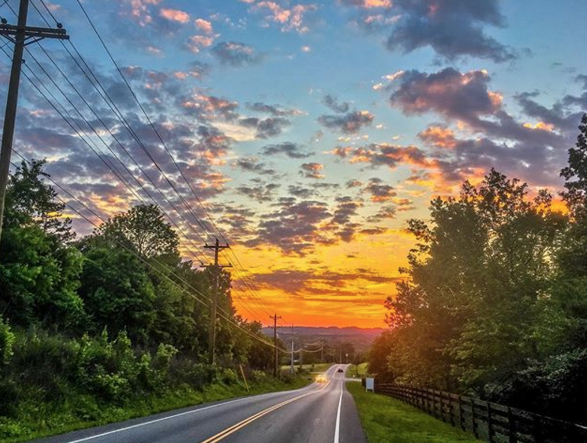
[1,374,311,443]
[346,362,368,378]
[347,382,481,443]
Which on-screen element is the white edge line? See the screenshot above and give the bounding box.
[66,398,246,443]
[334,373,344,443]
[65,385,313,443]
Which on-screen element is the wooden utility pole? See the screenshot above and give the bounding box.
[201,238,231,364]
[0,0,69,248]
[290,323,294,375]
[270,314,281,378]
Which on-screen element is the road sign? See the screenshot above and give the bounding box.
[366,377,374,392]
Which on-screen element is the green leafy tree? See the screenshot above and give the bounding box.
[561,114,587,216]
[383,169,566,392]
[96,204,179,259]
[0,160,83,329]
[555,113,587,348]
[4,159,74,241]
[78,243,156,344]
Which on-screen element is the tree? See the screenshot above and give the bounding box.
[0,160,83,329]
[3,159,74,241]
[78,242,156,344]
[383,169,566,392]
[561,114,587,216]
[96,204,179,259]
[555,113,587,348]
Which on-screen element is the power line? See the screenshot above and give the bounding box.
[71,0,278,319]
[10,151,288,353]
[0,43,213,270]
[0,0,68,248]
[16,1,276,324]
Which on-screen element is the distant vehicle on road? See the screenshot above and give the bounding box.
[337,368,344,373]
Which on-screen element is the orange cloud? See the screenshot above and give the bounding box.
[419,125,457,149]
[194,18,213,33]
[187,35,215,53]
[159,8,190,23]
[523,121,555,132]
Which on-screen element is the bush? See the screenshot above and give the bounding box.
[217,368,238,385]
[0,316,14,365]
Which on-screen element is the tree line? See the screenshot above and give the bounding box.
[0,160,279,436]
[369,115,587,424]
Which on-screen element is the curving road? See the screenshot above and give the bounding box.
[33,364,368,443]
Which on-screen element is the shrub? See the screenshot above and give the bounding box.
[0,316,14,365]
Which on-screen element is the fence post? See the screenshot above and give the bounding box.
[534,415,542,443]
[487,402,493,443]
[508,407,516,443]
[471,399,478,439]
[459,396,465,431]
[448,393,456,426]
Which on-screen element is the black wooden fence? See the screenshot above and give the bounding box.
[375,383,587,443]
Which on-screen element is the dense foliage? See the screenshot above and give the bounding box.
[370,114,587,424]
[0,160,278,439]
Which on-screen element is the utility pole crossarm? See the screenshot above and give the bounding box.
[200,238,231,365]
[0,23,70,43]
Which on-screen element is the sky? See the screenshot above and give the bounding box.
[2,0,587,328]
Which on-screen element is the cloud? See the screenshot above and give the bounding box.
[346,179,363,188]
[300,162,325,179]
[288,185,315,199]
[339,0,392,8]
[365,177,397,202]
[250,2,318,34]
[418,125,458,149]
[328,143,431,169]
[385,0,514,62]
[246,199,332,255]
[322,94,351,113]
[186,35,216,53]
[329,196,363,242]
[182,93,240,121]
[246,102,303,117]
[239,116,291,139]
[211,41,264,67]
[318,110,374,134]
[236,183,281,203]
[250,268,396,296]
[367,205,396,222]
[234,157,277,176]
[188,61,211,79]
[318,93,374,134]
[389,68,501,120]
[159,8,190,24]
[194,18,214,33]
[261,142,312,158]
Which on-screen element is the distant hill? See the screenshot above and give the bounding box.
[261,326,386,354]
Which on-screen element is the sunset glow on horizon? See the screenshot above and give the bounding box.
[7,0,587,328]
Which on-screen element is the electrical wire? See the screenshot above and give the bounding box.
[10,151,288,353]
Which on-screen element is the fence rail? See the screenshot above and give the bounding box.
[375,383,587,443]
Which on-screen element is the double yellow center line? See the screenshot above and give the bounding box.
[199,381,331,443]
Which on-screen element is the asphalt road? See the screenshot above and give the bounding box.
[33,364,368,443]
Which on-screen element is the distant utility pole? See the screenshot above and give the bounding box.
[0,0,69,248]
[270,314,281,378]
[201,238,231,365]
[290,323,294,375]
